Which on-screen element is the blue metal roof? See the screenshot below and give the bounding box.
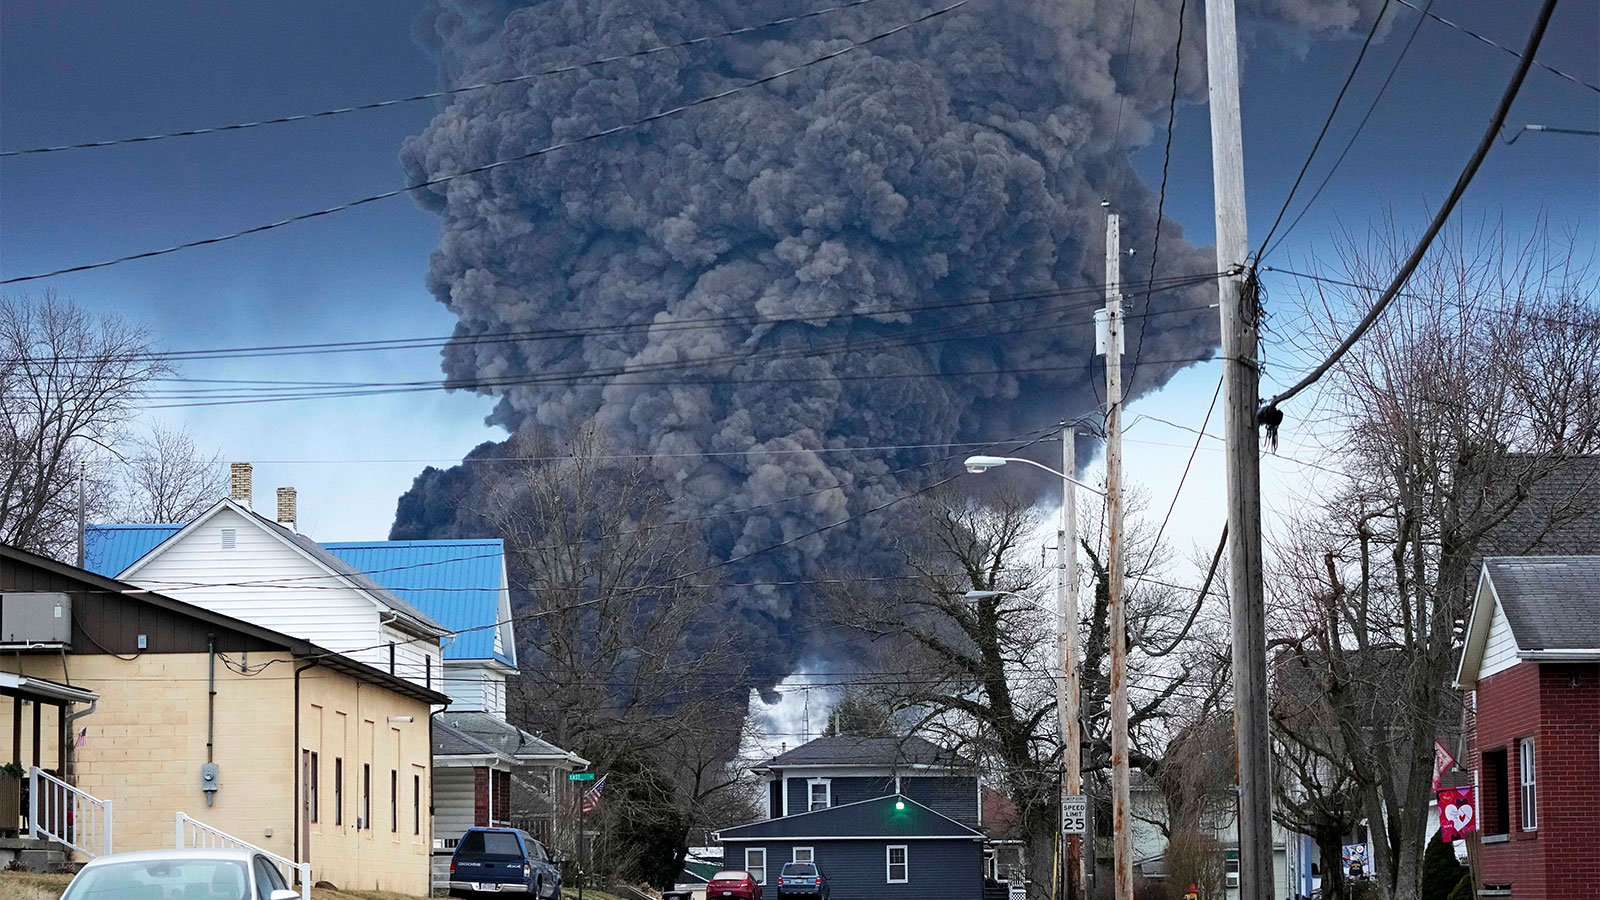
[84,524,180,577]
[83,525,513,666]
[323,539,512,666]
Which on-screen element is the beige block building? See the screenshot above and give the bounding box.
[1,542,448,895]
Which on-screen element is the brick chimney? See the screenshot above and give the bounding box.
[276,487,298,532]
[229,462,253,507]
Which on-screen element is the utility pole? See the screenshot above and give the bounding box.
[1206,0,1272,896]
[76,472,86,568]
[1099,211,1132,900]
[1057,424,1082,900]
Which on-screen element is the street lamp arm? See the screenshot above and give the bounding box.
[965,455,1107,496]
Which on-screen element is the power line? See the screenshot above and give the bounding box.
[1261,0,1563,415]
[0,0,890,158]
[1393,0,1599,94]
[1260,266,1600,329]
[1253,0,1395,262]
[0,0,973,285]
[1125,0,1189,395]
[1257,0,1434,262]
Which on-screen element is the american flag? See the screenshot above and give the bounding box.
[73,728,87,749]
[581,774,607,814]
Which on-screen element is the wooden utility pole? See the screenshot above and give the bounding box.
[1058,424,1083,900]
[1205,0,1273,895]
[1100,212,1132,900]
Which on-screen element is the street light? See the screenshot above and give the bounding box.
[963,437,1092,899]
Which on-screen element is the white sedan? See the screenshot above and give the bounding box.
[60,848,299,900]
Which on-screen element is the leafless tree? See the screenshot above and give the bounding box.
[487,425,756,884]
[827,484,1223,890]
[120,423,226,522]
[1,292,168,559]
[1266,219,1600,900]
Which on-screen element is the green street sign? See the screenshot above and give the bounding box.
[568,772,597,782]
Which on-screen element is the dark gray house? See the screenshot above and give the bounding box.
[716,736,986,900]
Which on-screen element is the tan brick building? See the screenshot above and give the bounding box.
[0,542,449,895]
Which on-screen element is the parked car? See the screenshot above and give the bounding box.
[60,848,298,900]
[708,869,764,899]
[776,861,829,898]
[448,827,562,898]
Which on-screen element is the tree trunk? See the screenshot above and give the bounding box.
[1318,833,1346,900]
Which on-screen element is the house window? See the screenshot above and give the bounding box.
[414,773,423,835]
[362,764,372,829]
[425,657,432,690]
[793,847,813,863]
[887,845,909,883]
[808,779,831,811]
[391,769,399,833]
[309,752,319,823]
[1482,748,1509,835]
[1518,738,1536,830]
[334,758,344,826]
[746,848,767,885]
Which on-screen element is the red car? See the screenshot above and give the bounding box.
[708,869,763,899]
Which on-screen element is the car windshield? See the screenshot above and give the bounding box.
[62,858,250,900]
[711,871,749,881]
[783,863,818,876]
[457,831,523,857]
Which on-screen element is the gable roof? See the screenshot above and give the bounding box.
[715,794,984,841]
[322,540,512,665]
[1457,556,1600,687]
[438,711,586,766]
[87,524,509,662]
[0,542,449,706]
[1484,456,1600,556]
[764,735,972,770]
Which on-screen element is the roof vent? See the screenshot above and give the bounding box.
[221,528,237,551]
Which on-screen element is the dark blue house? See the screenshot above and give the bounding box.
[716,736,986,900]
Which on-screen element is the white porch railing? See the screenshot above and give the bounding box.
[175,812,310,900]
[27,767,112,858]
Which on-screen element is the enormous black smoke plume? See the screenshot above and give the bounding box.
[392,0,1381,675]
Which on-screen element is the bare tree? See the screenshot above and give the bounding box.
[487,425,755,884]
[1267,219,1600,900]
[120,423,226,522]
[1,292,168,559]
[828,485,1221,890]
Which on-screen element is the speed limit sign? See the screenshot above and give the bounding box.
[1061,795,1088,835]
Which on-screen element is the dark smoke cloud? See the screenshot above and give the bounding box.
[392,0,1381,674]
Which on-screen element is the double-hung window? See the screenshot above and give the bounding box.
[793,847,814,863]
[1518,738,1537,830]
[746,848,767,885]
[887,845,909,884]
[807,779,831,812]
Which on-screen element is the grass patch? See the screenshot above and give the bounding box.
[312,889,436,900]
[0,872,71,900]
[559,889,631,900]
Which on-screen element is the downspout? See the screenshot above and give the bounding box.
[207,636,216,767]
[292,659,320,872]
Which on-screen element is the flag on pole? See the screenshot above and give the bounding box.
[581,774,607,814]
[1431,741,1456,791]
[73,728,87,749]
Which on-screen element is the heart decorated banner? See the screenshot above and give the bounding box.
[1438,786,1477,840]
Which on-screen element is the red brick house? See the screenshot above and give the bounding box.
[1456,556,1600,898]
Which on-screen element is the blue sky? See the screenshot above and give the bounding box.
[2,0,1595,556]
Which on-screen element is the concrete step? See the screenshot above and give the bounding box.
[0,836,72,872]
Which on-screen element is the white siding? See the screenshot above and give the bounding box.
[434,767,478,845]
[125,507,377,652]
[440,664,506,716]
[1480,597,1522,680]
[123,507,442,691]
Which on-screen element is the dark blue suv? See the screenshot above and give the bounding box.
[448,827,562,898]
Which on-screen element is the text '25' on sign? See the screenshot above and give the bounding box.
[1061,795,1087,835]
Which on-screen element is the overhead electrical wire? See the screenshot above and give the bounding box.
[1253,0,1395,263]
[0,0,891,158]
[1392,0,1599,94]
[1262,0,1566,415]
[1,270,1220,367]
[1124,0,1189,395]
[1257,0,1435,263]
[0,0,973,285]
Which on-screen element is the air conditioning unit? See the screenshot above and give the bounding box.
[0,592,71,648]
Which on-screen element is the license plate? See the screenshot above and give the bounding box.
[475,885,500,892]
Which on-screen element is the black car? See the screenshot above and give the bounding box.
[775,861,829,899]
[448,827,562,898]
